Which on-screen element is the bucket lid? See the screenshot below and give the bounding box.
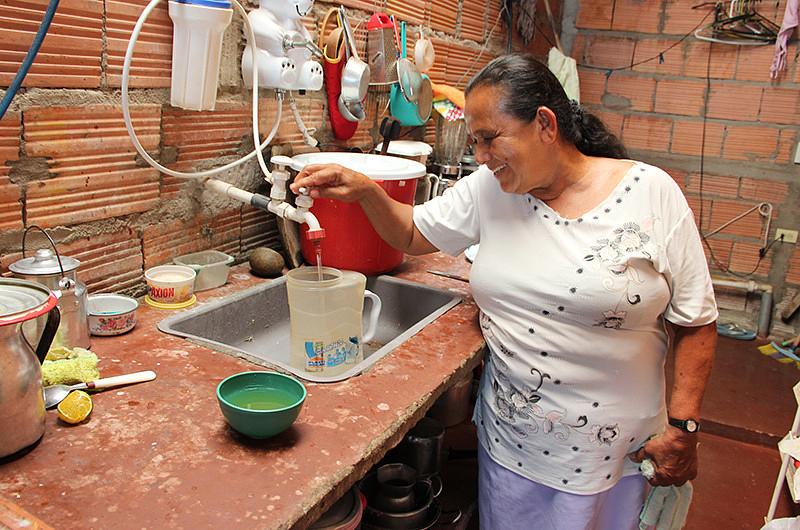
[373,140,433,158]
[9,248,80,276]
[290,152,426,181]
[0,278,59,325]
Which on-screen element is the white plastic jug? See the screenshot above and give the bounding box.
[287,267,381,376]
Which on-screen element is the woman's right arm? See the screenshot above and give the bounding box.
[290,164,438,256]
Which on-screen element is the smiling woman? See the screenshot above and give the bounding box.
[289,53,718,530]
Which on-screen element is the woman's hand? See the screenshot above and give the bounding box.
[629,426,698,487]
[289,163,374,202]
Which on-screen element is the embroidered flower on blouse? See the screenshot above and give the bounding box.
[613,222,650,254]
[594,310,627,329]
[592,424,621,446]
[479,312,496,341]
[584,239,621,264]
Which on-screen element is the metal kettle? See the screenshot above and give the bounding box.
[9,226,90,351]
[0,278,61,458]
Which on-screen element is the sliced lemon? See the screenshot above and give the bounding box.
[57,390,93,424]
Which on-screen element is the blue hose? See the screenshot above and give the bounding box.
[0,0,60,121]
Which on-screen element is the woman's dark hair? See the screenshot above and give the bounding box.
[465,53,627,159]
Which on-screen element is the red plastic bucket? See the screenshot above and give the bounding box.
[291,152,426,275]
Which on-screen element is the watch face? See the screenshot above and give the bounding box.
[686,420,698,432]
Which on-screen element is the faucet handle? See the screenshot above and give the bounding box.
[296,194,313,208]
[270,155,293,169]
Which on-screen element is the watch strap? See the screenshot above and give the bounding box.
[668,417,700,433]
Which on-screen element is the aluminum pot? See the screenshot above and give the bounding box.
[360,471,441,530]
[9,227,90,351]
[398,417,445,478]
[338,7,369,106]
[0,278,61,458]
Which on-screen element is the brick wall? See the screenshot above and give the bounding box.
[0,0,558,295]
[570,0,800,334]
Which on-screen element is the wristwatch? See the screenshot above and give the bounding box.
[668,417,700,433]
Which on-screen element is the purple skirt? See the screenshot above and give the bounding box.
[478,443,647,530]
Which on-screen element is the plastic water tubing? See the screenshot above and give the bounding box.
[0,0,60,121]
[121,0,277,181]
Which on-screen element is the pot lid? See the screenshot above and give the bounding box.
[9,248,80,276]
[373,140,432,157]
[0,278,59,325]
[290,152,426,181]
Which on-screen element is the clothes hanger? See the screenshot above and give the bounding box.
[693,1,780,46]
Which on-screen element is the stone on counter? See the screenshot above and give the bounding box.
[248,247,285,277]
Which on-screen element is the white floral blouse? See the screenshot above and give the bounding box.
[413,161,717,494]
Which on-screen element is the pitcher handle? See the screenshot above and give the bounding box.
[362,289,382,343]
[426,173,440,200]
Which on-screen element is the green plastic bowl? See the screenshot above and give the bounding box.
[216,371,306,439]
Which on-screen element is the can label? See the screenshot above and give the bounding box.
[149,286,175,300]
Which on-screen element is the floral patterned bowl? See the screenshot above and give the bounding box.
[87,294,138,336]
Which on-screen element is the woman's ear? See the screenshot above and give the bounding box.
[536,106,559,144]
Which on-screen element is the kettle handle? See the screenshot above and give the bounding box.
[33,305,61,364]
[22,225,66,277]
[362,290,382,344]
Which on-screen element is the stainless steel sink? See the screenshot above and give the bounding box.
[157,275,462,382]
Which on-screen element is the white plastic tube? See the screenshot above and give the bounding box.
[288,91,318,148]
[121,0,279,180]
[205,178,255,203]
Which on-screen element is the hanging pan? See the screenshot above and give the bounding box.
[390,21,431,126]
[337,6,370,121]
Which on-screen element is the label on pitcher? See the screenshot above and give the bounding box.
[304,342,325,372]
[304,337,360,371]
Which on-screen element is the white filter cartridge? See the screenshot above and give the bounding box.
[168,0,232,111]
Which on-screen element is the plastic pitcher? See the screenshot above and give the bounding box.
[287,267,382,376]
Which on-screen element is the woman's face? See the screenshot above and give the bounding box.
[464,85,553,195]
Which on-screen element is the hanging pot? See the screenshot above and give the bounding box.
[337,6,369,121]
[0,278,61,458]
[390,22,431,126]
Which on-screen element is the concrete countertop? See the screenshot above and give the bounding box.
[0,253,485,529]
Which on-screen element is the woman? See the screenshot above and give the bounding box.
[291,53,717,530]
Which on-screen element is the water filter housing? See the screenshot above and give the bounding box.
[168,0,232,110]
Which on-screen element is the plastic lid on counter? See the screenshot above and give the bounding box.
[290,152,426,181]
[144,294,197,310]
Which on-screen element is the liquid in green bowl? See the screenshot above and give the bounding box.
[226,387,297,411]
[217,371,306,439]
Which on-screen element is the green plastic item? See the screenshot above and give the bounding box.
[216,371,306,439]
[41,348,100,386]
[390,21,431,126]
